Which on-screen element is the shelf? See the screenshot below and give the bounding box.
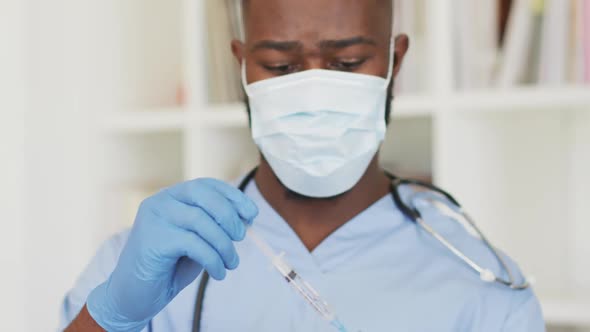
[100,87,589,133]
[392,95,435,117]
[201,103,250,127]
[447,86,590,113]
[198,95,434,128]
[101,107,186,133]
[541,296,590,326]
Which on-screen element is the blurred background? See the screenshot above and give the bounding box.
[1,0,589,330]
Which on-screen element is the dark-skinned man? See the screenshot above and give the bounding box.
[62,0,544,331]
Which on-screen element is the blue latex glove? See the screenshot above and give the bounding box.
[86,178,258,332]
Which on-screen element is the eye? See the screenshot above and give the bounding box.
[262,63,298,75]
[329,58,367,71]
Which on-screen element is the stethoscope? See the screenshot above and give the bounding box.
[184,168,529,332]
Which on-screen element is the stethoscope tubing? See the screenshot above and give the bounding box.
[189,168,528,332]
[389,173,528,290]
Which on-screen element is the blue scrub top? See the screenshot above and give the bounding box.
[60,180,545,331]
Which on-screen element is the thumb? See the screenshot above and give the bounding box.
[172,257,204,293]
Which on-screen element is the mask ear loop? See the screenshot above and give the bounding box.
[383,12,396,88]
[384,37,395,87]
[241,60,251,96]
[383,3,397,87]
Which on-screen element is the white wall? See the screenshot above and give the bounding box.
[22,0,111,329]
[14,1,184,330]
[0,0,26,330]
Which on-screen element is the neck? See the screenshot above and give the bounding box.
[255,156,391,252]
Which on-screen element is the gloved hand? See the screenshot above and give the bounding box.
[86,178,258,332]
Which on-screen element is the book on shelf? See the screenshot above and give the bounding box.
[204,0,590,101]
[498,0,513,46]
[584,0,590,82]
[394,0,427,95]
[494,0,589,87]
[538,0,571,84]
[523,2,544,85]
[207,0,429,100]
[454,0,498,89]
[226,0,243,41]
[569,0,584,83]
[206,0,243,104]
[495,0,536,87]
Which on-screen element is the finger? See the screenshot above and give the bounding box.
[200,178,259,221]
[173,257,204,293]
[156,190,246,242]
[172,229,227,281]
[154,195,242,268]
[169,178,258,223]
[167,183,246,241]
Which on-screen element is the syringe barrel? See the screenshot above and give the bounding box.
[246,228,276,258]
[271,253,293,277]
[287,272,336,321]
[245,227,339,325]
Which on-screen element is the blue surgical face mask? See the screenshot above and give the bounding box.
[242,39,394,198]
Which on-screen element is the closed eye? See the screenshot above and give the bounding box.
[329,58,368,71]
[262,63,299,75]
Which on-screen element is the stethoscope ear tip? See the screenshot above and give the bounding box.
[480,269,496,283]
[525,275,536,286]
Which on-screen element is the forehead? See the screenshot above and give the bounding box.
[242,0,392,43]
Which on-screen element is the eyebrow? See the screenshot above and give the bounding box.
[250,40,302,52]
[318,36,377,49]
[250,36,377,53]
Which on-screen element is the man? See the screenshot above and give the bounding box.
[62,0,545,331]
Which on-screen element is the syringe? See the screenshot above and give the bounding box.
[246,228,350,332]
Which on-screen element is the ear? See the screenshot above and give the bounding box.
[392,34,410,80]
[231,39,245,66]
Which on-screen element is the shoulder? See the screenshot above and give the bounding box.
[94,229,131,266]
[415,202,544,329]
[85,229,131,277]
[409,192,527,286]
[59,229,131,329]
[75,229,131,285]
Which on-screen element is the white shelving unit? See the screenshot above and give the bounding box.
[95,0,590,330]
[101,88,590,133]
[448,86,590,112]
[102,108,186,133]
[101,95,434,133]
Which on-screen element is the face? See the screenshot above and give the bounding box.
[232,0,409,87]
[232,0,410,199]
